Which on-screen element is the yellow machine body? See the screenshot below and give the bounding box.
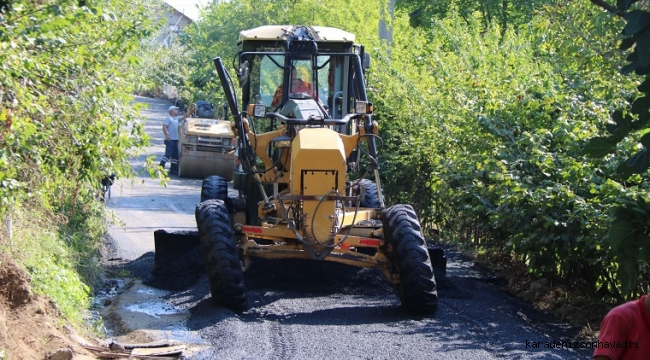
[290,128,347,243]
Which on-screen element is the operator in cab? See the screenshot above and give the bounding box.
[271,65,312,107]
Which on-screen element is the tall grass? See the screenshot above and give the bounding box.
[0,200,106,324]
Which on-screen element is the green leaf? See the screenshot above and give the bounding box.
[622,62,638,74]
[632,95,650,112]
[618,260,638,295]
[607,219,635,249]
[625,148,650,173]
[636,64,650,76]
[583,137,617,157]
[637,77,650,92]
[606,110,632,136]
[618,0,639,12]
[640,132,650,148]
[621,36,636,51]
[643,234,650,261]
[624,10,650,36]
[618,37,636,51]
[634,26,650,67]
[616,160,636,179]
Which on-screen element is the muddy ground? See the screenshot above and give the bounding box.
[0,252,98,360]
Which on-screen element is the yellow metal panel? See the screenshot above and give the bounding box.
[290,128,346,195]
[244,126,291,183]
[289,128,348,244]
[339,133,361,158]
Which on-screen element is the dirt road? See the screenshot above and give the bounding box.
[102,96,593,359]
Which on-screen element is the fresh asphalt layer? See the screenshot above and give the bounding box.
[102,96,594,359]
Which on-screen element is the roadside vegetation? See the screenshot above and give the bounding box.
[140,0,650,316]
[1,0,649,341]
[0,0,158,325]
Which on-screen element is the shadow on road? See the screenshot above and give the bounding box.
[104,236,593,359]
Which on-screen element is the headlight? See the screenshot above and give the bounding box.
[355,101,373,114]
[222,138,232,147]
[188,135,198,143]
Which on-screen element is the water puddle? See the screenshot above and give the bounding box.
[124,301,188,318]
[97,278,209,357]
[136,287,169,296]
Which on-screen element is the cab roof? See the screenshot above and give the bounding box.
[239,25,356,43]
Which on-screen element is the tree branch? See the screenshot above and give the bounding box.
[589,0,627,18]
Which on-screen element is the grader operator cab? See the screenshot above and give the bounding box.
[168,25,439,314]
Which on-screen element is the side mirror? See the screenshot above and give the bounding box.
[248,103,267,118]
[363,53,371,69]
[238,60,250,88]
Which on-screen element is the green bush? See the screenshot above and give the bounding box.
[0,0,156,323]
[371,3,643,300]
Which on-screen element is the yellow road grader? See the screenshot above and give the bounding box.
[156,25,440,314]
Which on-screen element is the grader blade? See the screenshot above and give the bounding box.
[152,230,201,275]
[178,152,234,180]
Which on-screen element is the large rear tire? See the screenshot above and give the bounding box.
[353,179,382,208]
[383,204,438,314]
[201,175,228,203]
[195,200,247,311]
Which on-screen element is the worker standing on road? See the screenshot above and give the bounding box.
[160,103,195,173]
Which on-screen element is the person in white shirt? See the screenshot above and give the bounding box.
[159,104,195,172]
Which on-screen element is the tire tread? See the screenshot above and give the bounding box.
[383,204,438,314]
[195,200,247,311]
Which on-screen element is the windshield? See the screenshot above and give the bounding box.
[249,54,284,107]
[244,51,356,124]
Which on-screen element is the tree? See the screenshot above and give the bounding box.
[398,0,556,31]
[584,0,650,297]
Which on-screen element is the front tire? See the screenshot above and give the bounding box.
[383,204,438,314]
[195,200,247,311]
[201,175,228,203]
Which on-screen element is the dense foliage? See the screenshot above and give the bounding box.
[0,0,155,320]
[375,2,629,299]
[581,0,650,297]
[399,0,555,30]
[376,1,650,300]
